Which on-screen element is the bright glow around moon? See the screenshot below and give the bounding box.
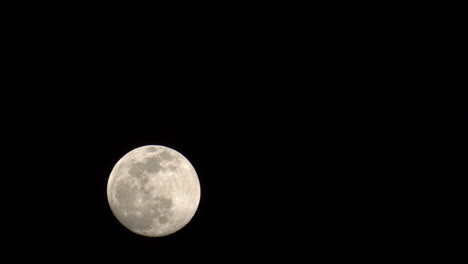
[107,145,201,237]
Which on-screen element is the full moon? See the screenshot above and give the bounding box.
[107,145,201,237]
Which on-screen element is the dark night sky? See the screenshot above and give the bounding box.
[0,60,420,260]
[4,75,436,264]
[1,24,412,260]
[3,108,295,258]
[2,69,423,260]
[5,104,397,261]
[1,3,450,260]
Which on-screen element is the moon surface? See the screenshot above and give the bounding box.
[107,145,201,237]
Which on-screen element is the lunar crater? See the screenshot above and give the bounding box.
[146,147,158,153]
[144,157,162,173]
[128,162,146,178]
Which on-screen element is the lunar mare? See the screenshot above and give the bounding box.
[107,145,200,237]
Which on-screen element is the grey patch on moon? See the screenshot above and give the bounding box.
[113,179,172,230]
[115,195,174,231]
[145,157,162,173]
[159,150,173,161]
[146,147,158,152]
[150,196,174,224]
[113,177,172,228]
[123,211,154,230]
[158,216,168,224]
[115,181,139,209]
[128,162,146,178]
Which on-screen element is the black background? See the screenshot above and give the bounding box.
[6,113,315,261]
[5,96,398,261]
[2,59,409,260]
[0,6,426,260]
